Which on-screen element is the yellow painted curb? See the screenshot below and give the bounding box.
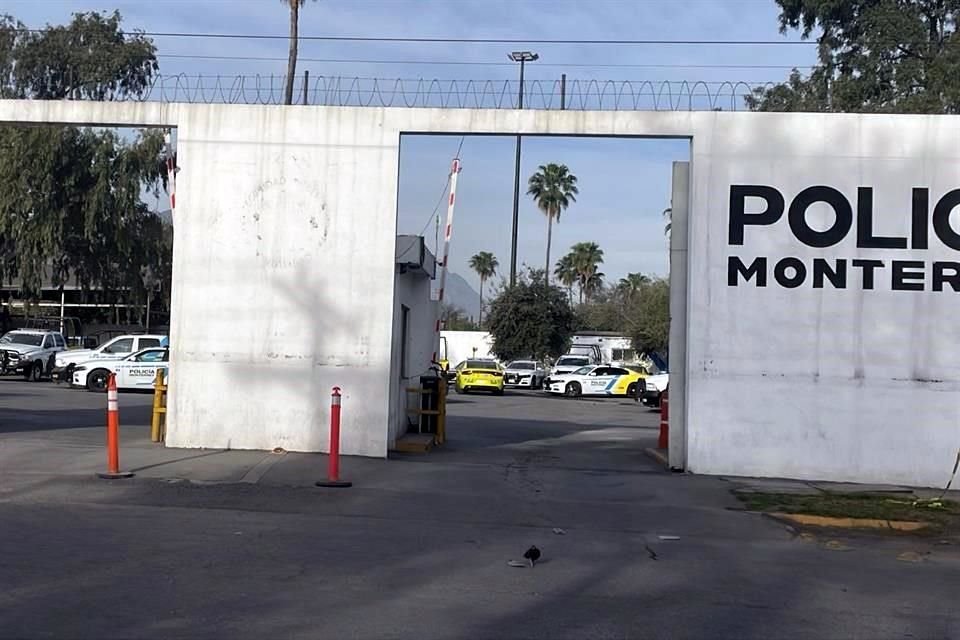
[769,513,930,531]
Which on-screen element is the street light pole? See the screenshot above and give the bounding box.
[508,51,538,287]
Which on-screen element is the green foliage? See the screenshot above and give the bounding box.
[554,254,577,300]
[485,269,576,362]
[628,277,670,354]
[468,251,499,282]
[1,11,158,100]
[527,163,579,283]
[748,0,960,113]
[576,275,671,355]
[618,272,650,295]
[0,11,169,320]
[567,241,605,303]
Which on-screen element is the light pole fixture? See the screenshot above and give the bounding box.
[507,50,539,286]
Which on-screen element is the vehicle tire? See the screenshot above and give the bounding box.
[493,388,504,396]
[26,361,43,382]
[626,382,638,398]
[455,384,465,395]
[86,369,111,392]
[564,382,582,398]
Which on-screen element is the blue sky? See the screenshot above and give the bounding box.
[7,0,817,290]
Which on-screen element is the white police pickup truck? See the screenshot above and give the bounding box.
[54,334,166,382]
[0,329,67,381]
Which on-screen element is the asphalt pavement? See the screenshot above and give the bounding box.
[2,378,959,639]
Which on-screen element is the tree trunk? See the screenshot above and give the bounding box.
[478,276,485,328]
[284,1,300,105]
[544,213,553,286]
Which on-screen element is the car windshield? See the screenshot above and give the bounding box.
[625,366,648,375]
[558,357,589,367]
[571,366,595,376]
[465,360,498,370]
[507,361,534,370]
[0,332,44,347]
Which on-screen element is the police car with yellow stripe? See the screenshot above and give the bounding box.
[545,364,646,398]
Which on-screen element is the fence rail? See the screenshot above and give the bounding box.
[124,75,769,111]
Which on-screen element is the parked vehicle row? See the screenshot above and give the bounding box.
[54,334,166,381]
[449,355,668,405]
[1,329,169,391]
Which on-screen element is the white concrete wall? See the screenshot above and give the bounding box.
[390,271,438,446]
[164,106,402,456]
[2,100,958,485]
[684,113,960,488]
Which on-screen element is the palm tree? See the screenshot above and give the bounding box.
[570,242,604,304]
[618,272,650,297]
[527,164,579,285]
[469,251,499,327]
[554,254,578,303]
[582,269,606,300]
[282,0,318,105]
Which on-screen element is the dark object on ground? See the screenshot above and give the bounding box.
[523,545,541,567]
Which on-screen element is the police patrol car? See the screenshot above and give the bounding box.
[72,347,168,392]
[545,364,646,398]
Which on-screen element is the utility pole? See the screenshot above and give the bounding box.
[508,51,538,287]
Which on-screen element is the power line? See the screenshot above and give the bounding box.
[17,28,818,46]
[158,53,815,70]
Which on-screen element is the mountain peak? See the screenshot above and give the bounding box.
[436,272,481,319]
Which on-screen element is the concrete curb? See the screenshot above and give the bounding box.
[767,513,931,532]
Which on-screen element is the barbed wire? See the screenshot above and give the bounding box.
[130,74,771,111]
[7,73,775,110]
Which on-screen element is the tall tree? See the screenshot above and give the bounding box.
[2,11,157,100]
[468,251,499,328]
[486,268,576,362]
[0,11,168,315]
[569,241,605,304]
[554,254,578,302]
[281,0,318,106]
[747,0,960,113]
[527,163,578,285]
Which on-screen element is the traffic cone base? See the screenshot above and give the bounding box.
[97,471,135,480]
[315,480,352,488]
